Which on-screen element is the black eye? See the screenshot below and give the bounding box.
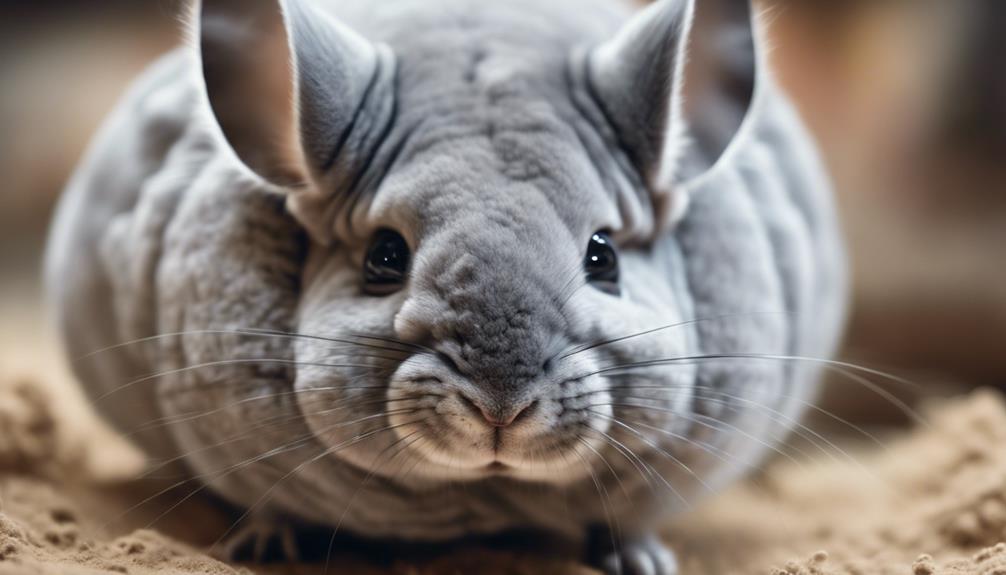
[585,231,619,294]
[364,229,410,295]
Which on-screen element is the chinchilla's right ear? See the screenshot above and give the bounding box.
[195,0,395,243]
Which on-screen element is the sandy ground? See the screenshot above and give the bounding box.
[1,370,1006,574]
[2,285,1006,574]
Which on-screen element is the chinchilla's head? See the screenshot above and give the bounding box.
[196,0,758,484]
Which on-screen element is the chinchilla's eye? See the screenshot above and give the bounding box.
[584,231,619,294]
[364,229,410,295]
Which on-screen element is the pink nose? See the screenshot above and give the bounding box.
[460,395,537,428]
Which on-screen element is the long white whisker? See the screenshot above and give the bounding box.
[574,448,623,575]
[609,382,897,457]
[142,417,422,534]
[210,421,426,557]
[589,410,713,497]
[585,399,811,471]
[591,353,926,426]
[95,358,396,403]
[562,311,791,359]
[575,436,634,506]
[77,327,418,361]
[127,384,392,437]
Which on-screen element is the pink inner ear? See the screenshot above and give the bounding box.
[586,0,758,191]
[678,0,757,175]
[199,0,306,187]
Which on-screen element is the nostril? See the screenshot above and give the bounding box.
[437,350,465,376]
[510,400,537,425]
[482,408,509,428]
[470,399,509,428]
[457,393,483,418]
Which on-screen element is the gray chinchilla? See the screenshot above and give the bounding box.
[44,0,846,572]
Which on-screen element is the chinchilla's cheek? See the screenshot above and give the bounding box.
[290,349,406,474]
[300,246,357,305]
[562,249,699,428]
[572,249,693,359]
[289,266,413,473]
[298,248,407,340]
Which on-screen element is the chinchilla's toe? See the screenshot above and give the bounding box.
[213,516,299,564]
[591,529,678,575]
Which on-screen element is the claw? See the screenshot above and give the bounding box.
[589,529,678,575]
[214,518,299,564]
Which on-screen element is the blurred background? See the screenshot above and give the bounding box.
[1,0,1004,426]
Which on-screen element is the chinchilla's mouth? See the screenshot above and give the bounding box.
[484,461,510,473]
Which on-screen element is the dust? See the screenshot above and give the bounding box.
[0,376,244,574]
[670,388,1006,574]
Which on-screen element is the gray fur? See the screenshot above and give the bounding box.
[45,0,845,570]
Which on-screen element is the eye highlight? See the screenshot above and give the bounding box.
[364,229,410,295]
[585,231,619,294]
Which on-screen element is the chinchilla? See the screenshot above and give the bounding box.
[44,0,846,572]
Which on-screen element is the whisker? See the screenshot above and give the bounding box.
[674,390,884,481]
[106,431,317,531]
[589,411,713,496]
[527,438,559,482]
[607,382,897,457]
[574,448,623,575]
[94,358,399,403]
[345,332,436,356]
[240,327,417,357]
[157,369,401,401]
[307,406,421,426]
[584,398,811,470]
[138,394,432,480]
[137,417,422,534]
[77,327,417,362]
[575,436,634,506]
[587,408,750,475]
[598,411,786,498]
[579,426,658,499]
[562,311,790,360]
[326,428,427,550]
[596,397,888,487]
[118,398,423,509]
[588,353,926,426]
[320,430,431,574]
[550,445,580,523]
[125,384,392,438]
[554,260,589,312]
[210,421,426,557]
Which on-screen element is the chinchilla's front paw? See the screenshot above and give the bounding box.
[213,515,300,564]
[588,528,678,575]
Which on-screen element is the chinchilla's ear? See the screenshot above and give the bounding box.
[587,0,757,224]
[196,0,394,242]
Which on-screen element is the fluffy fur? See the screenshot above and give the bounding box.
[44,0,846,572]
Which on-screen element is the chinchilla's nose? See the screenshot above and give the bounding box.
[457,391,538,428]
[397,263,566,383]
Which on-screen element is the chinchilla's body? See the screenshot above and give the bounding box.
[46,0,845,571]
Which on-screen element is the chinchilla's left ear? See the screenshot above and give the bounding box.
[196,0,395,243]
[587,0,757,225]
